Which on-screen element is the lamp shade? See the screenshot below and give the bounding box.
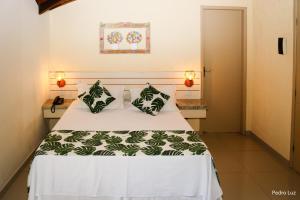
[184,70,195,87]
[184,70,196,80]
[56,71,66,88]
[55,71,65,81]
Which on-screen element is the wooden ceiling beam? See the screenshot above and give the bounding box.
[36,0,75,14]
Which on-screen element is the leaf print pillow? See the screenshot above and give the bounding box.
[132,83,170,116]
[78,80,116,113]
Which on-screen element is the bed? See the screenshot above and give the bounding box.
[28,100,222,200]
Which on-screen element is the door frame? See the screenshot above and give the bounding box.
[290,0,298,168]
[200,6,248,134]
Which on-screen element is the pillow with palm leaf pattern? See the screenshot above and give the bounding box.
[132,84,170,116]
[78,80,116,113]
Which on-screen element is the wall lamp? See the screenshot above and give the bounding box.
[56,71,66,88]
[184,70,196,87]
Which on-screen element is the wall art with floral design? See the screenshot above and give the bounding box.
[100,22,150,54]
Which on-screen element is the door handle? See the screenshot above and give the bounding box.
[203,67,212,77]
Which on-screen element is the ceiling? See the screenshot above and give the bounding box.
[35,0,76,14]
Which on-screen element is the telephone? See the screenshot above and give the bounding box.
[51,96,64,113]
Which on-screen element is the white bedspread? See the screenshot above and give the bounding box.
[28,101,222,200]
[53,100,192,131]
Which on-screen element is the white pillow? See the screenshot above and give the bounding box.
[76,82,124,110]
[129,85,178,112]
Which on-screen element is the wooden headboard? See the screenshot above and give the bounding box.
[48,71,201,99]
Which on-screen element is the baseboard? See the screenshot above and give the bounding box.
[0,149,35,198]
[246,130,290,166]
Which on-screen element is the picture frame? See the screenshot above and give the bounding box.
[100,22,150,54]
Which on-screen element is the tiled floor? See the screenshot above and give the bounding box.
[201,133,300,200]
[1,133,299,200]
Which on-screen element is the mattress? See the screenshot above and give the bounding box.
[28,101,222,200]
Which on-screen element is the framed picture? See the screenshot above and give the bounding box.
[100,22,150,54]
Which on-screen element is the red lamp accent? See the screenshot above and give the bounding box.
[57,79,66,88]
[184,70,196,87]
[56,71,66,88]
[184,79,194,87]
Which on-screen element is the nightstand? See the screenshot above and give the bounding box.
[176,99,207,132]
[42,99,74,130]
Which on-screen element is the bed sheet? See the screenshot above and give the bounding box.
[28,100,222,200]
[53,100,192,131]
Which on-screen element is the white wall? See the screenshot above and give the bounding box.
[0,0,49,191]
[49,0,252,72]
[251,0,294,159]
[48,0,253,128]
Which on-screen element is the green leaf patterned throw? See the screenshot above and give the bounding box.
[34,130,208,157]
[78,80,116,113]
[132,84,170,116]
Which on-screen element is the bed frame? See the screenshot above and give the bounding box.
[48,71,201,99]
